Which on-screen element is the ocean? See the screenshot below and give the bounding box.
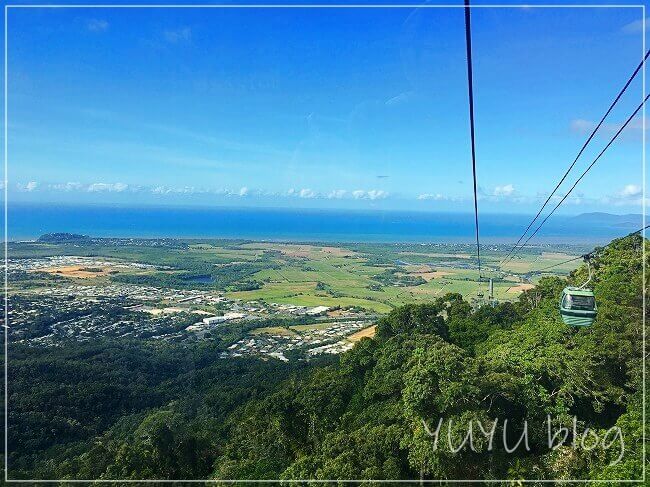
[7,203,643,244]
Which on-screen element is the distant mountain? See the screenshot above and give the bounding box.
[570,212,644,228]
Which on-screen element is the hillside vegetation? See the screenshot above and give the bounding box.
[7,233,646,481]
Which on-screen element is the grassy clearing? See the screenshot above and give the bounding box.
[289,323,334,332]
[250,326,297,336]
[500,252,580,274]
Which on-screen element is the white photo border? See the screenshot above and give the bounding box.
[3,3,646,483]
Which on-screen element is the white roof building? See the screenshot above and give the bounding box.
[306,306,330,316]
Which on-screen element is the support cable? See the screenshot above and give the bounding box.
[501,50,650,265]
[464,0,482,276]
[534,224,650,273]
[510,94,649,255]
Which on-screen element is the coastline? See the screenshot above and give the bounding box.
[7,202,643,244]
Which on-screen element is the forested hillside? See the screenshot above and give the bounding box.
[210,233,646,481]
[7,233,647,481]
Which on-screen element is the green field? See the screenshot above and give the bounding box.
[222,243,583,311]
[12,237,584,314]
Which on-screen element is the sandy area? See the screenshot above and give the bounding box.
[401,265,454,282]
[36,265,113,279]
[327,309,352,317]
[416,270,454,281]
[507,283,535,294]
[144,307,185,315]
[348,325,377,342]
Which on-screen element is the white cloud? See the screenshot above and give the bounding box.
[570,117,647,141]
[152,186,171,194]
[367,190,388,200]
[547,191,585,205]
[51,182,84,192]
[87,182,128,192]
[569,119,595,134]
[164,27,192,44]
[622,17,648,34]
[601,184,645,207]
[299,188,316,199]
[284,188,387,200]
[48,182,136,193]
[152,185,211,195]
[385,91,414,107]
[16,181,39,192]
[493,184,515,197]
[621,184,642,198]
[566,195,583,205]
[43,182,251,198]
[35,181,395,202]
[87,19,109,32]
[351,189,388,200]
[327,189,347,199]
[417,193,446,201]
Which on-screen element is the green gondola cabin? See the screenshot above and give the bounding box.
[560,287,597,327]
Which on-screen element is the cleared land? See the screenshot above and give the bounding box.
[506,283,535,293]
[348,325,377,342]
[35,265,115,279]
[250,326,297,336]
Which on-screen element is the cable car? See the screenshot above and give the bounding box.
[560,287,597,327]
[559,255,597,327]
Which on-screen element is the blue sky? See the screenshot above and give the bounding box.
[7,4,647,214]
